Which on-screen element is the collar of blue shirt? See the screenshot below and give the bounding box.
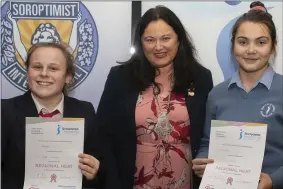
[228,66,275,91]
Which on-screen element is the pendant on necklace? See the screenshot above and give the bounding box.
[154,112,173,137]
[137,93,143,105]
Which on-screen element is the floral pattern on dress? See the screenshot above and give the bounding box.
[135,88,192,189]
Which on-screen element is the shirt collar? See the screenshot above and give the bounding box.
[228,66,275,91]
[31,93,64,115]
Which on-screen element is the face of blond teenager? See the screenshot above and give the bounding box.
[27,47,72,100]
[142,19,179,69]
[233,21,274,74]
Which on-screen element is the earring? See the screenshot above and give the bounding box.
[188,82,195,96]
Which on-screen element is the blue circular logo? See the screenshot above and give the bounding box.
[1,1,99,91]
[216,17,239,80]
[225,1,241,6]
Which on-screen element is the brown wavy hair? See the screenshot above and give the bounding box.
[231,1,277,55]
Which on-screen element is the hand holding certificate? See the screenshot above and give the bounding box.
[199,120,267,189]
[24,117,95,189]
[78,153,100,180]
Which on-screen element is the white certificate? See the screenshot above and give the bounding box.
[200,120,267,189]
[24,117,85,189]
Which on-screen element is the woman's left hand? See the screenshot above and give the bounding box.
[78,153,100,180]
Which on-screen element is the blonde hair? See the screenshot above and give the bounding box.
[25,42,75,95]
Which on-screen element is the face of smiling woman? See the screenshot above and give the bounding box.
[142,19,179,70]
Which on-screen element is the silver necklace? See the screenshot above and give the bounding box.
[153,87,173,137]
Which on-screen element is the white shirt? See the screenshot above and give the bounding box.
[31,93,64,118]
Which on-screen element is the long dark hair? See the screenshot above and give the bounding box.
[231,1,277,55]
[119,5,202,93]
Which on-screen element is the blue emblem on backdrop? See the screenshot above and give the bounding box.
[225,1,241,6]
[216,17,239,80]
[1,1,99,91]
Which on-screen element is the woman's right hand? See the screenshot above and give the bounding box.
[192,158,214,178]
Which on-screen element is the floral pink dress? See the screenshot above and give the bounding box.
[134,87,192,189]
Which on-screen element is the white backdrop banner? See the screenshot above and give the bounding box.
[1,1,282,109]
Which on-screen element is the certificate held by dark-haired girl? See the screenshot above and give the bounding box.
[23,117,85,189]
[200,120,267,189]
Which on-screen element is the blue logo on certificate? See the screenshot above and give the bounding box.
[57,125,62,135]
[239,129,261,140]
[239,129,244,139]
